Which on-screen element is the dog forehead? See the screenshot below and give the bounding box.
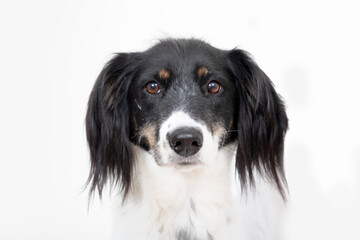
[143,53,206,74]
[143,39,224,71]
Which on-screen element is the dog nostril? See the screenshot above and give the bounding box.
[175,141,182,147]
[192,141,200,147]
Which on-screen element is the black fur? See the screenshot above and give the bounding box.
[86,53,140,198]
[227,49,288,198]
[85,38,288,199]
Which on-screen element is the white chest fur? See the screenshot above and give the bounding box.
[111,144,284,240]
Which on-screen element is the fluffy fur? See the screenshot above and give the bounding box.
[86,39,288,239]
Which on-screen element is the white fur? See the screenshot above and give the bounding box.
[157,111,220,168]
[110,112,285,240]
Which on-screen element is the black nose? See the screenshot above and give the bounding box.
[167,128,203,157]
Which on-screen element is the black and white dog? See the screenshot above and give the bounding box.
[86,39,288,239]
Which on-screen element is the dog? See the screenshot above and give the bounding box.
[86,38,288,240]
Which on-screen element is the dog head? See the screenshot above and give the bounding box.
[86,39,288,198]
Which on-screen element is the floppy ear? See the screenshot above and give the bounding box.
[86,53,139,199]
[227,49,289,199]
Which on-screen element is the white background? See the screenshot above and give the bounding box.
[1,0,359,239]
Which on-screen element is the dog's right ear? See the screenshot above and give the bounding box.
[85,53,139,199]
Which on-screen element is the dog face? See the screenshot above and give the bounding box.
[86,39,288,198]
[127,41,237,169]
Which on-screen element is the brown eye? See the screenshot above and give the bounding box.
[146,81,160,94]
[207,81,221,94]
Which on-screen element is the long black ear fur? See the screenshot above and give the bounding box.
[227,50,289,199]
[86,53,138,199]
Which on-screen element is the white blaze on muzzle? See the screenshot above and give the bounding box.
[157,111,222,167]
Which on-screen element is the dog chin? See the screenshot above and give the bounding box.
[172,163,203,172]
[161,154,204,171]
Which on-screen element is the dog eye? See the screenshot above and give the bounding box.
[145,81,161,94]
[207,81,221,94]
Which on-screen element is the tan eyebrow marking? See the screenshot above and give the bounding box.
[158,69,170,79]
[197,66,209,77]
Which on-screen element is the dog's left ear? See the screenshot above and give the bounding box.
[227,49,289,199]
